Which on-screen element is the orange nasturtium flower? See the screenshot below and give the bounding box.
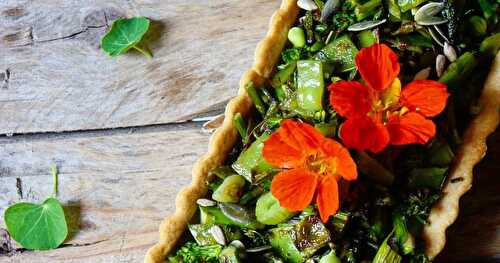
[329,44,450,153]
[263,120,357,223]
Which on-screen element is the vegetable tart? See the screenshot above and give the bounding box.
[146,0,500,262]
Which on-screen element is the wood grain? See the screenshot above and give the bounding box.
[0,124,210,262]
[0,0,280,135]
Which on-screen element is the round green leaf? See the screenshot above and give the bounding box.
[4,197,68,250]
[101,17,151,57]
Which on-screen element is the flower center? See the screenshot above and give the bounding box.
[305,153,338,178]
[367,78,405,125]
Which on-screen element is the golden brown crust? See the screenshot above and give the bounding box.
[144,1,299,262]
[145,0,499,260]
[423,52,500,260]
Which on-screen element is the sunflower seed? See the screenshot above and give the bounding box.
[348,19,387,31]
[415,2,448,25]
[247,245,272,253]
[210,225,226,245]
[201,114,225,133]
[297,0,318,11]
[196,198,216,207]
[444,42,457,62]
[320,0,341,22]
[414,67,432,80]
[436,54,447,77]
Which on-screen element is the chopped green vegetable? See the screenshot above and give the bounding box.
[269,226,304,263]
[358,30,377,48]
[219,245,243,263]
[439,52,477,91]
[200,205,263,229]
[256,192,296,225]
[101,17,152,58]
[172,242,222,263]
[282,48,303,64]
[212,174,246,203]
[4,166,68,250]
[480,33,500,59]
[246,82,267,116]
[408,167,447,190]
[316,34,358,72]
[468,16,487,37]
[272,62,297,89]
[188,224,218,246]
[397,0,429,12]
[372,231,402,263]
[297,60,325,112]
[234,113,248,145]
[232,133,274,183]
[355,0,383,20]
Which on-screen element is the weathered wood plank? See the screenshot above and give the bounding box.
[437,129,500,263]
[0,123,210,262]
[0,0,280,135]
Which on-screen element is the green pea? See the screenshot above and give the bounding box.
[319,250,341,263]
[212,175,246,203]
[358,30,376,48]
[256,192,296,225]
[288,27,306,48]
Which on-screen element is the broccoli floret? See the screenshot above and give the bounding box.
[354,0,383,21]
[172,242,222,263]
[333,13,356,31]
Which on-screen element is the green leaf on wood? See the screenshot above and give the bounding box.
[4,198,68,250]
[101,17,152,58]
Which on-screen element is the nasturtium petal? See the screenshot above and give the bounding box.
[101,17,151,57]
[4,197,68,250]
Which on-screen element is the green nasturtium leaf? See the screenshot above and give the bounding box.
[4,197,68,250]
[101,17,152,58]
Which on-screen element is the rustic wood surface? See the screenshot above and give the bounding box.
[0,0,498,262]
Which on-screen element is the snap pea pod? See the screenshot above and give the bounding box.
[439,52,477,91]
[200,205,264,230]
[232,133,274,183]
[219,245,243,263]
[233,113,248,145]
[296,60,325,112]
[315,34,358,72]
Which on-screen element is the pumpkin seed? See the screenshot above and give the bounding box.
[210,225,226,245]
[348,19,387,32]
[196,198,216,207]
[433,25,450,43]
[444,42,457,62]
[320,0,340,22]
[436,54,447,77]
[230,240,246,250]
[415,2,448,25]
[297,0,318,11]
[247,245,272,253]
[414,67,432,80]
[428,27,444,47]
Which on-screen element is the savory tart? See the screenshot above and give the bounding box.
[146,0,500,262]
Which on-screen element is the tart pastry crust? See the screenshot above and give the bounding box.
[144,0,499,261]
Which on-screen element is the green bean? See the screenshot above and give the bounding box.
[468,16,487,37]
[271,62,296,89]
[232,134,273,183]
[319,250,341,263]
[233,113,248,145]
[439,52,477,91]
[480,33,500,59]
[255,192,296,225]
[246,82,267,115]
[288,27,306,48]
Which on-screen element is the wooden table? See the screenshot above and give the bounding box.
[0,1,498,262]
